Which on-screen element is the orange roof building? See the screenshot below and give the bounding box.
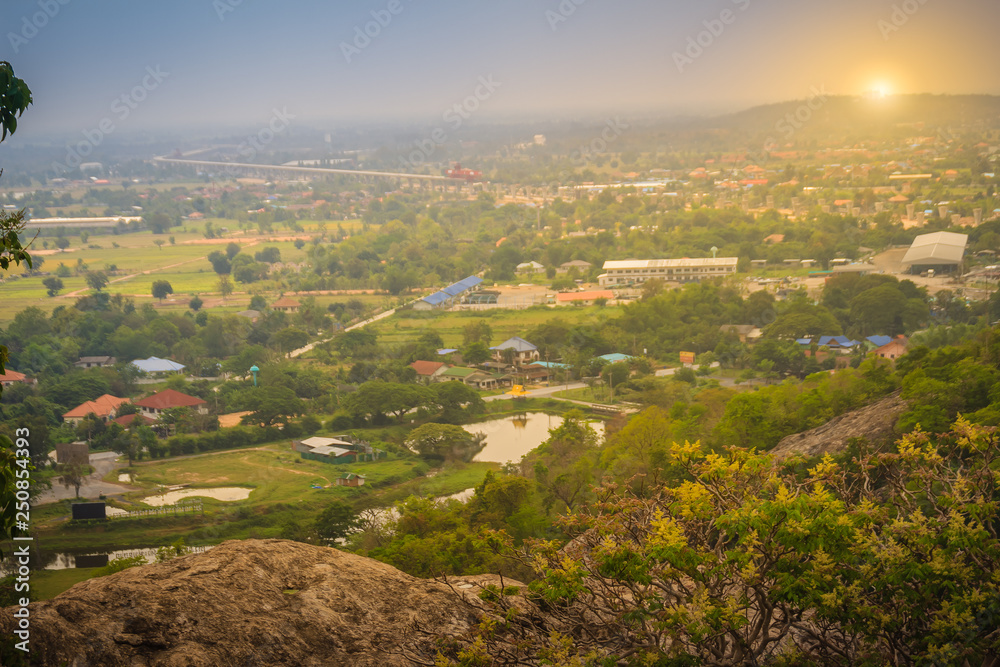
[271,297,301,312]
[63,395,132,425]
[0,369,33,387]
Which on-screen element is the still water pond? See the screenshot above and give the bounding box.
[464,413,604,464]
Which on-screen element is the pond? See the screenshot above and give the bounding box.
[142,487,253,506]
[464,412,605,465]
[29,545,215,571]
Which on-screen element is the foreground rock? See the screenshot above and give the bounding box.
[770,391,909,459]
[1,539,514,666]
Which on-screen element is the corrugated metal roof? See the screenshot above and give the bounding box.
[441,276,483,296]
[421,291,452,306]
[131,357,185,373]
[603,258,739,270]
[902,232,968,265]
[490,337,538,352]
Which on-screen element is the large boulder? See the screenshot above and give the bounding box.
[1,539,514,666]
[770,391,909,459]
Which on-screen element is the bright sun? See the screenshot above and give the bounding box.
[873,83,892,98]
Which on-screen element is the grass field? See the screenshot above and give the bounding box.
[35,439,499,552]
[0,215,376,322]
[31,568,100,601]
[375,305,620,349]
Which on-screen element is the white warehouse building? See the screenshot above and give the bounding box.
[599,258,739,287]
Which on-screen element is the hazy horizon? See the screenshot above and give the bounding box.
[1,0,999,145]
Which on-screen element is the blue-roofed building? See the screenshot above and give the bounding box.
[414,276,484,310]
[532,361,570,369]
[866,335,892,348]
[598,353,634,364]
[131,357,186,375]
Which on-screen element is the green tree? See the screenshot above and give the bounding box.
[58,462,89,498]
[85,270,108,292]
[42,276,63,297]
[207,251,231,275]
[188,296,204,311]
[405,423,485,462]
[151,280,173,302]
[461,341,491,365]
[217,274,233,301]
[315,501,359,542]
[458,419,1000,666]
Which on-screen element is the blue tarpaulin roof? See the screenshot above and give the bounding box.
[131,357,185,373]
[598,353,634,363]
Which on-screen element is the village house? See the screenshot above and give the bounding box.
[557,260,593,274]
[271,297,301,313]
[134,389,208,419]
[294,436,385,465]
[490,337,541,368]
[131,357,186,376]
[62,395,132,426]
[410,360,449,383]
[0,368,35,388]
[74,356,117,369]
[440,366,507,391]
[875,336,909,361]
[719,324,763,344]
[335,473,367,487]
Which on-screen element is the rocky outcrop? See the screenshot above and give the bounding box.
[770,392,909,460]
[0,539,518,667]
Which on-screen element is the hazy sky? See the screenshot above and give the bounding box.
[1,0,998,140]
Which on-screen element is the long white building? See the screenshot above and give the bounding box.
[599,258,739,286]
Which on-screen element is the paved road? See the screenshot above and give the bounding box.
[34,452,132,505]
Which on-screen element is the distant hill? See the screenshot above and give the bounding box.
[713,93,1000,141]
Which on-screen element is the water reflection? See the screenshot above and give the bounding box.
[465,413,604,465]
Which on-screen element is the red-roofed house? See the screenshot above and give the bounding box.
[134,389,208,419]
[63,395,132,426]
[113,413,157,428]
[271,297,301,313]
[410,361,449,382]
[0,369,34,387]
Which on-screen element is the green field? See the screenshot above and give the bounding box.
[31,568,100,601]
[35,439,499,552]
[375,305,619,349]
[0,216,376,322]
